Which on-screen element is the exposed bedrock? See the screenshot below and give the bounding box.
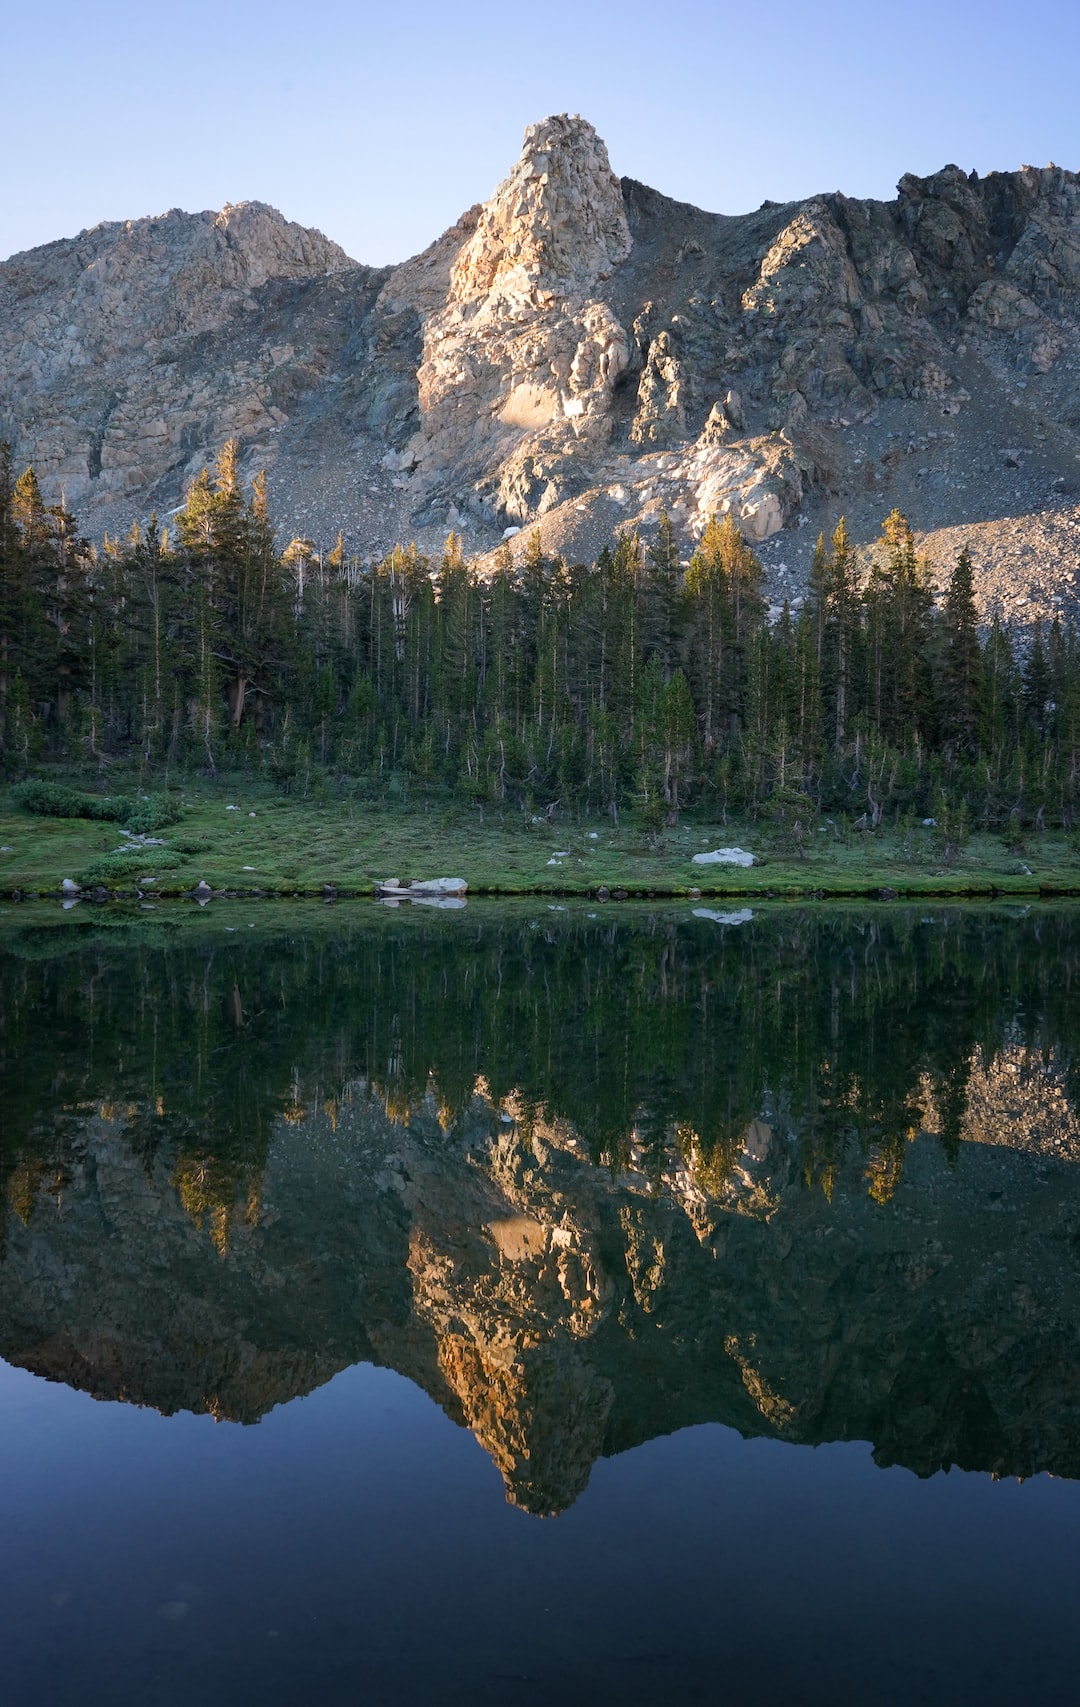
[4,121,1080,621]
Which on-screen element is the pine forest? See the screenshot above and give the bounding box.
[2,438,1078,841]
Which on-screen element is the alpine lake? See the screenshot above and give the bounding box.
[2,897,1080,1705]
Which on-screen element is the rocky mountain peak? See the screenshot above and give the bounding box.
[4,121,1080,629]
[449,113,631,307]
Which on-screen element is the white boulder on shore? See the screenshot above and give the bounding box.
[691,848,754,867]
[376,877,468,899]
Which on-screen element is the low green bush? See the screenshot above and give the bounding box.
[77,847,190,887]
[121,794,183,834]
[11,780,182,835]
[12,780,132,821]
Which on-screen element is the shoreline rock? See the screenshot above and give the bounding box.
[376,876,468,900]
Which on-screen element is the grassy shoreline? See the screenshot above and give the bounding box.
[1,779,1079,901]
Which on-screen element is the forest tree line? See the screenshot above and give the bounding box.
[1,438,1078,831]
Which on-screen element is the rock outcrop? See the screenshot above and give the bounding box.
[4,121,1080,621]
[0,203,354,510]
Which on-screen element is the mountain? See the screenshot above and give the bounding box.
[4,116,1080,624]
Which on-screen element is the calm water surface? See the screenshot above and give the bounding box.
[2,901,1080,1705]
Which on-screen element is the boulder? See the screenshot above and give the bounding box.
[406,877,467,897]
[376,877,467,899]
[739,491,783,542]
[691,848,754,867]
[723,389,745,431]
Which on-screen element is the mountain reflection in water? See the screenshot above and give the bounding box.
[3,902,1080,1515]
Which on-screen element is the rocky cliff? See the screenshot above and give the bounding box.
[4,117,1080,623]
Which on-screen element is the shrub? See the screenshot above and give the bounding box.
[11,779,182,834]
[11,780,132,821]
[121,794,183,834]
[77,847,190,888]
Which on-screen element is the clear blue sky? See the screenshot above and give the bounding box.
[5,0,1079,265]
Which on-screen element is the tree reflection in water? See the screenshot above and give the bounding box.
[2,902,1080,1511]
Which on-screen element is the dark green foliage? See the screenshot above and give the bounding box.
[11,780,132,821]
[941,547,981,755]
[10,779,179,834]
[76,846,190,887]
[4,442,1080,833]
[120,794,183,834]
[167,833,213,855]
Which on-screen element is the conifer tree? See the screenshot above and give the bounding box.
[0,443,18,735]
[1023,621,1050,738]
[12,438,1080,836]
[644,511,680,679]
[863,510,934,747]
[683,515,730,750]
[941,546,981,756]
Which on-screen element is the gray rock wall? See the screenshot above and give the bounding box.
[3,122,1080,621]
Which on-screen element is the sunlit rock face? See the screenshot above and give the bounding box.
[449,115,632,305]
[413,115,635,534]
[0,203,354,510]
[4,123,1080,623]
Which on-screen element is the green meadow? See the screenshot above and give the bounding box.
[2,777,1078,900]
